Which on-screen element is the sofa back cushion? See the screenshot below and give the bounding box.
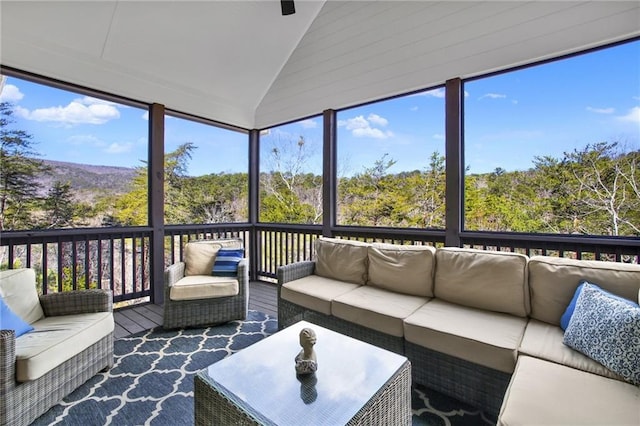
[314,237,369,285]
[367,243,436,297]
[184,239,243,276]
[529,255,640,325]
[0,268,44,324]
[434,248,529,317]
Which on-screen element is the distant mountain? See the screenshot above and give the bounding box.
[36,160,137,199]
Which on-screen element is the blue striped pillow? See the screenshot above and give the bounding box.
[211,248,244,277]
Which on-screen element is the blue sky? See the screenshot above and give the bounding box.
[1,39,638,176]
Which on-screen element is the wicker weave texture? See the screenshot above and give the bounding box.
[346,360,412,426]
[40,289,113,316]
[163,259,249,329]
[194,359,411,426]
[405,341,510,419]
[1,286,114,426]
[194,373,264,426]
[1,327,113,426]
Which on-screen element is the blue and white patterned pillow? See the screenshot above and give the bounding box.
[560,281,638,330]
[211,248,244,277]
[563,283,640,385]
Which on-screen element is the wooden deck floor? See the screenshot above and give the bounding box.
[113,280,277,339]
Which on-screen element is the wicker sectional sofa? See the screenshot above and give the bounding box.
[277,237,640,423]
[0,268,114,426]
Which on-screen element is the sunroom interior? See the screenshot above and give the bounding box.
[1,1,640,425]
[2,1,639,302]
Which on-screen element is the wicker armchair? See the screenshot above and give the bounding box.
[163,239,249,329]
[0,269,114,426]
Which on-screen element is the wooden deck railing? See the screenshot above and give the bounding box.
[0,227,153,303]
[1,224,638,306]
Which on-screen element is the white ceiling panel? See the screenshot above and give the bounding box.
[256,1,640,128]
[1,1,638,130]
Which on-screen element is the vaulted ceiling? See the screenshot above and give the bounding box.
[1,1,639,130]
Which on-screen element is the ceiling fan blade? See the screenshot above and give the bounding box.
[281,0,295,16]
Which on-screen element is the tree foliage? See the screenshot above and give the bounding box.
[260,135,322,224]
[0,102,47,230]
[1,107,637,238]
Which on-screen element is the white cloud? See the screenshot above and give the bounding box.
[0,84,24,102]
[104,142,133,154]
[142,111,149,121]
[338,114,393,139]
[351,127,387,138]
[367,113,388,127]
[410,106,419,111]
[617,106,640,123]
[14,97,120,125]
[300,119,317,129]
[587,106,615,114]
[432,133,445,140]
[480,93,506,100]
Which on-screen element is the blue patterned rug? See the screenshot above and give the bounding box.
[32,311,493,425]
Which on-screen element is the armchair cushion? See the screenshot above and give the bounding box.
[0,268,44,324]
[0,297,33,337]
[184,239,243,276]
[184,242,220,276]
[15,312,114,382]
[169,276,239,301]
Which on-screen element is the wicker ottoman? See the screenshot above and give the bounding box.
[195,321,411,425]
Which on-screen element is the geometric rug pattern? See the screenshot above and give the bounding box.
[31,310,494,425]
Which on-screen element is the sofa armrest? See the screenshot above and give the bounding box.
[164,262,186,288]
[40,289,113,316]
[277,261,316,286]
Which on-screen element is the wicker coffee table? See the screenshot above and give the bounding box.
[194,320,411,425]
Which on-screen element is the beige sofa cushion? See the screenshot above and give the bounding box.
[498,356,640,426]
[281,275,361,315]
[528,255,640,325]
[184,239,243,276]
[404,299,527,373]
[434,248,529,317]
[15,312,114,381]
[332,286,428,337]
[519,319,624,381]
[367,243,436,297]
[314,237,369,285]
[0,268,44,324]
[169,276,239,301]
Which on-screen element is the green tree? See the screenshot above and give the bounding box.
[260,135,322,224]
[0,102,47,230]
[42,181,76,228]
[406,152,446,228]
[110,166,148,226]
[339,154,402,226]
[183,172,248,223]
